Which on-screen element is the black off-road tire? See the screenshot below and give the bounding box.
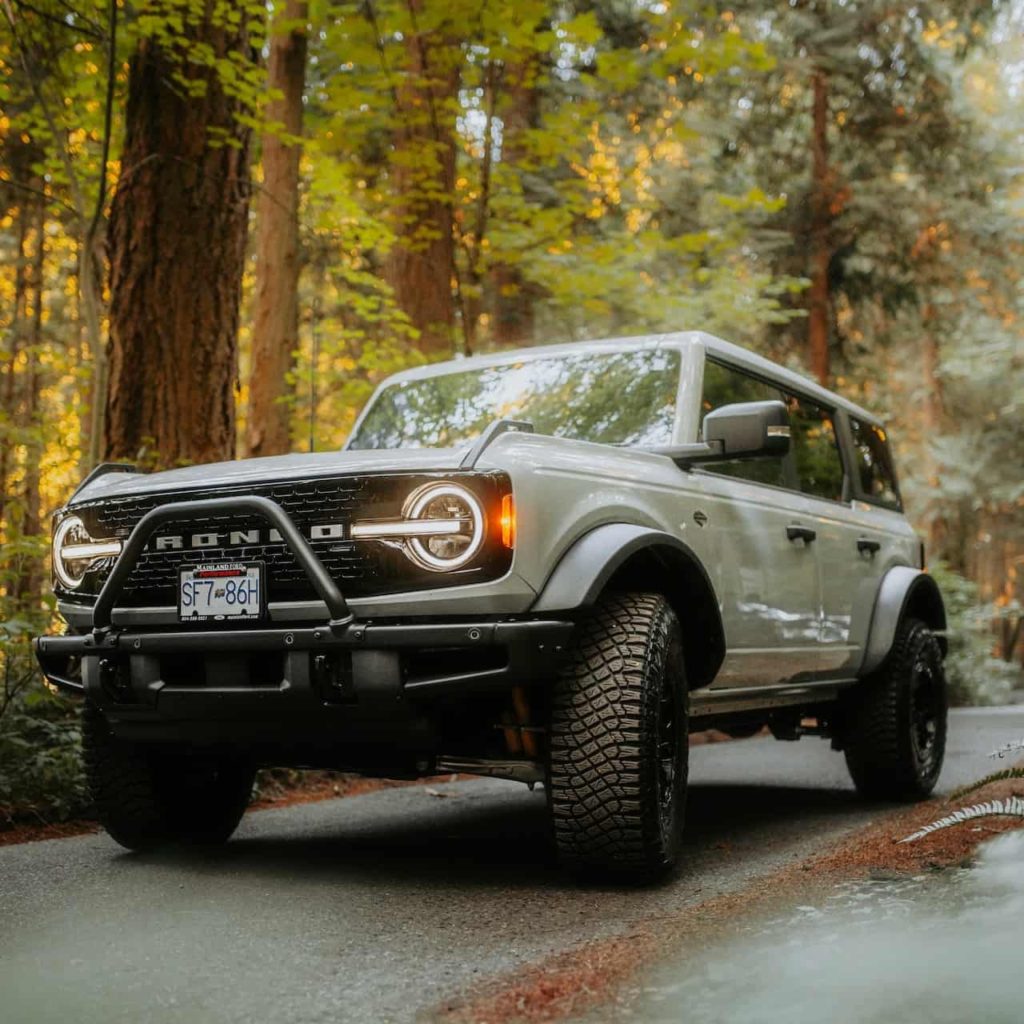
[83,704,255,851]
[547,592,688,881]
[842,617,947,801]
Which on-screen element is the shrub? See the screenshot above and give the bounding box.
[0,621,89,825]
[929,563,1021,707]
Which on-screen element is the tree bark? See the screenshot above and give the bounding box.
[82,231,106,470]
[384,3,459,358]
[245,0,308,459]
[921,303,949,561]
[0,195,29,535]
[105,14,256,469]
[808,68,831,386]
[15,198,45,603]
[492,57,540,348]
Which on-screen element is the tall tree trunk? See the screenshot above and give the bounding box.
[808,68,831,386]
[246,0,308,459]
[921,303,948,561]
[492,57,540,348]
[384,4,459,358]
[0,198,29,534]
[82,232,106,470]
[105,15,256,469]
[15,198,45,603]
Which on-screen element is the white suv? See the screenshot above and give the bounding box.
[36,332,947,880]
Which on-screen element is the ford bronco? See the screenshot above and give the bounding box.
[35,332,947,879]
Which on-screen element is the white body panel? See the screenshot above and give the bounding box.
[59,332,921,689]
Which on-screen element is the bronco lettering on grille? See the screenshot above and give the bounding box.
[152,523,345,551]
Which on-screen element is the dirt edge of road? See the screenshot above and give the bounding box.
[0,770,460,848]
[436,771,1024,1024]
[0,731,752,848]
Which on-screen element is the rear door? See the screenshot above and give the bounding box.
[813,414,919,677]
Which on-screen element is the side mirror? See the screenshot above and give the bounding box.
[702,400,790,459]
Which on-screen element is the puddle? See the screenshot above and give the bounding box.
[592,831,1024,1024]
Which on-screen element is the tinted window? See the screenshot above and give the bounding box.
[700,359,846,501]
[699,360,792,489]
[786,396,845,502]
[348,349,681,449]
[850,417,901,509]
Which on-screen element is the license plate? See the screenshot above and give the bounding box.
[179,563,264,622]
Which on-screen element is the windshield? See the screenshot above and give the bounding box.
[347,348,681,450]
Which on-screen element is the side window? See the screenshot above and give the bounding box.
[699,360,790,489]
[849,418,901,509]
[786,395,846,502]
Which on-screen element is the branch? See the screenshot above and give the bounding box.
[402,0,468,353]
[2,0,88,224]
[52,0,104,36]
[85,0,117,252]
[11,0,103,39]
[0,175,79,217]
[362,0,402,114]
[472,59,501,277]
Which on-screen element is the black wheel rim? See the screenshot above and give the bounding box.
[909,654,942,776]
[657,675,678,833]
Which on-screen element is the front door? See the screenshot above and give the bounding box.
[691,472,822,688]
[694,359,830,688]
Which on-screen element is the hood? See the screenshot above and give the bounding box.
[69,448,468,505]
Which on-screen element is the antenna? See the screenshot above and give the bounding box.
[309,296,320,453]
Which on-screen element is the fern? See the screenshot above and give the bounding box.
[898,797,1024,844]
[988,739,1024,760]
[950,767,1024,803]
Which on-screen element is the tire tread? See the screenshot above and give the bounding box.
[82,704,253,850]
[547,592,686,879]
[843,617,946,801]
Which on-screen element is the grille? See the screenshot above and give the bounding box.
[65,473,510,609]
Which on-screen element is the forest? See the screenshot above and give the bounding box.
[0,0,1022,822]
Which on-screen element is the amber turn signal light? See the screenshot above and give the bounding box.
[500,494,515,548]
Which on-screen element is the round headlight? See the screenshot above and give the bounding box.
[403,483,485,572]
[52,515,122,590]
[53,516,90,590]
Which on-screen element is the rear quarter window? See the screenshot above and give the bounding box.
[849,418,902,509]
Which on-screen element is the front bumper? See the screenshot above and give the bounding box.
[36,491,573,747]
[34,617,573,740]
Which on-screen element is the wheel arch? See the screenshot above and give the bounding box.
[860,566,947,677]
[531,524,725,690]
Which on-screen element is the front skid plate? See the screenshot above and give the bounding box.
[35,618,575,699]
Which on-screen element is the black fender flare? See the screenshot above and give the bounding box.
[860,566,947,676]
[531,523,725,689]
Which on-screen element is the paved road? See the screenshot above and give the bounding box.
[1,708,1019,1024]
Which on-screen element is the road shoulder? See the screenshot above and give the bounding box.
[435,769,1024,1024]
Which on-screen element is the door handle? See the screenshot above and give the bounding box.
[786,524,817,544]
[857,537,881,555]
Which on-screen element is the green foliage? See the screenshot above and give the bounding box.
[929,563,1021,707]
[1,0,1021,822]
[952,765,1024,803]
[304,0,801,358]
[134,0,269,141]
[0,623,88,825]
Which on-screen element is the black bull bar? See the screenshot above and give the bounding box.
[33,494,572,702]
[89,495,355,636]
